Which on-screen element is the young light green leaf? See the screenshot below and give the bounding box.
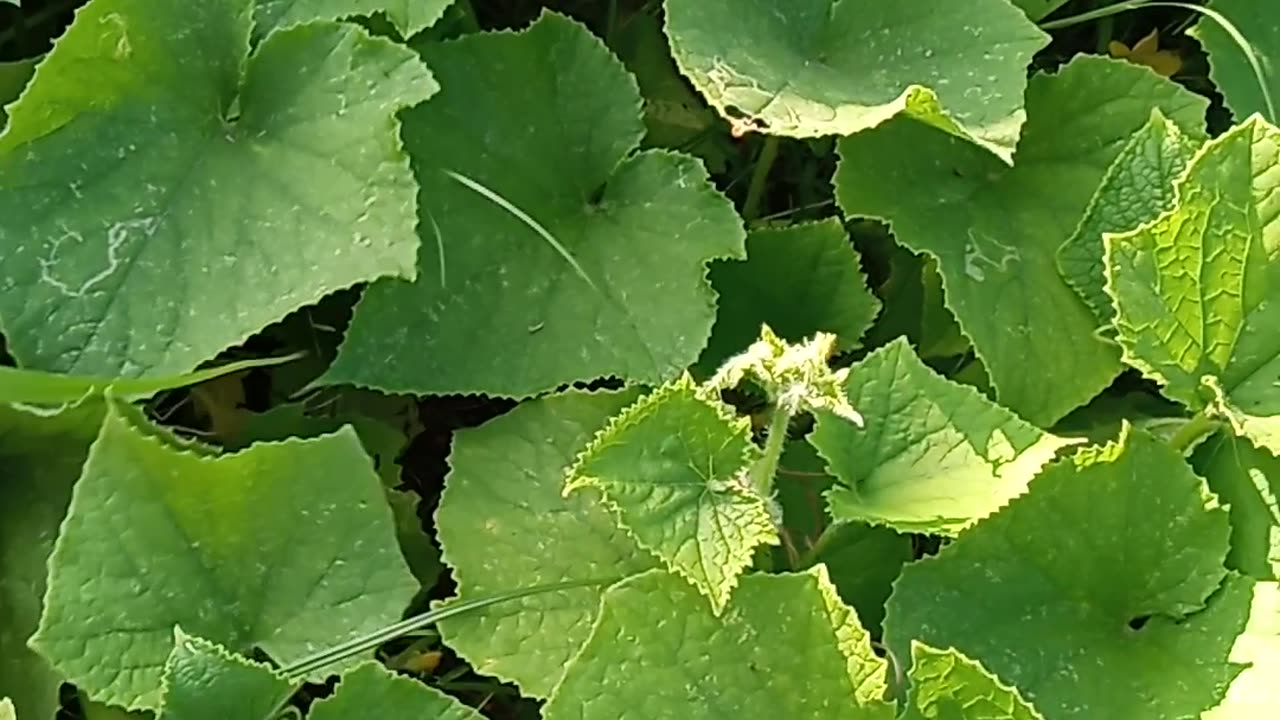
[699,218,881,374]
[30,402,418,710]
[565,376,776,614]
[1193,432,1280,580]
[1192,0,1279,123]
[542,568,893,720]
[1203,581,1280,719]
[0,698,13,720]
[903,643,1044,720]
[1105,116,1280,451]
[254,0,454,39]
[307,662,477,720]
[0,0,432,377]
[835,55,1209,426]
[810,338,1077,535]
[158,630,295,720]
[1057,109,1200,325]
[321,11,745,397]
[885,426,1247,719]
[0,400,103,720]
[663,0,1048,161]
[436,390,658,698]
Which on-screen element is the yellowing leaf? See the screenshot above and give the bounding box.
[1109,29,1183,78]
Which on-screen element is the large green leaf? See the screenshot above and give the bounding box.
[1193,0,1278,123]
[435,390,658,698]
[566,375,776,614]
[1105,116,1280,453]
[663,0,1048,160]
[835,55,1208,426]
[1193,432,1280,580]
[0,401,103,720]
[1204,581,1280,719]
[885,427,1248,719]
[700,218,881,373]
[903,644,1043,720]
[0,0,431,377]
[541,568,893,720]
[1057,109,1200,325]
[810,337,1075,535]
[254,0,454,38]
[30,402,418,710]
[321,11,745,397]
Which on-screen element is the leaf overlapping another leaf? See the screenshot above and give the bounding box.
[885,426,1248,719]
[1057,109,1200,326]
[253,0,454,39]
[435,390,658,698]
[1193,0,1279,123]
[321,11,745,397]
[700,218,881,374]
[663,0,1048,160]
[542,567,894,720]
[810,337,1076,535]
[31,402,418,710]
[1104,115,1280,454]
[836,55,1208,426]
[565,375,776,614]
[158,631,479,720]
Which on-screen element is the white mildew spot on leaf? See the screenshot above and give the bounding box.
[0,0,434,377]
[38,218,157,299]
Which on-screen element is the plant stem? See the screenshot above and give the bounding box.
[743,136,780,222]
[1094,2,1115,54]
[795,521,842,570]
[280,577,617,679]
[1167,410,1220,454]
[749,407,792,498]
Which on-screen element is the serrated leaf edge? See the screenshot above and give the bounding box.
[564,373,771,613]
[1101,114,1273,408]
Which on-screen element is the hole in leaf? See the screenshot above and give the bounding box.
[1128,615,1151,630]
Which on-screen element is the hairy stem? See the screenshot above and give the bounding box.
[1167,410,1220,455]
[749,407,792,499]
[795,520,842,570]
